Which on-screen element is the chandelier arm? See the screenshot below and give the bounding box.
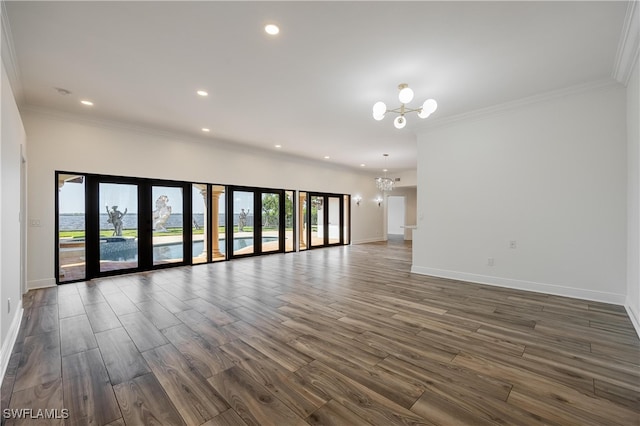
[387,106,422,114]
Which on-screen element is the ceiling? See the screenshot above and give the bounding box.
[3,1,630,172]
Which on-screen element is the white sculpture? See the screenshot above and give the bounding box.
[153,195,172,232]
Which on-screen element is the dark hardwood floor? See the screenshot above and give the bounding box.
[2,240,639,425]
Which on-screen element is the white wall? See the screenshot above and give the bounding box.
[413,83,628,304]
[1,59,26,377]
[23,109,385,289]
[627,55,640,329]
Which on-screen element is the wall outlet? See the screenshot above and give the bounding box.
[29,219,41,227]
[487,257,494,266]
[509,240,517,249]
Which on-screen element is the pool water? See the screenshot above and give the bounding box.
[101,236,277,261]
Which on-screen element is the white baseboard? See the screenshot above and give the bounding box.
[1,300,23,382]
[410,266,626,305]
[352,237,386,244]
[27,277,56,290]
[624,299,640,338]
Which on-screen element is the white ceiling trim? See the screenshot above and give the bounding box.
[613,0,639,86]
[417,78,619,133]
[0,0,23,101]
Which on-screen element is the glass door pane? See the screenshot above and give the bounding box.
[233,191,254,255]
[152,186,184,265]
[299,192,308,251]
[100,183,138,272]
[261,192,280,253]
[58,174,86,282]
[192,184,207,264]
[211,185,226,261]
[285,191,294,252]
[310,195,324,247]
[328,196,340,244]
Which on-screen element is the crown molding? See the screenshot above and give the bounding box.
[417,78,619,133]
[613,0,639,86]
[1,0,24,102]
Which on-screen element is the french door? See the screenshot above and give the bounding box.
[84,176,190,278]
[305,192,349,248]
[228,187,286,258]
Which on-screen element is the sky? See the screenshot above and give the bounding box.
[58,178,264,216]
[58,180,207,214]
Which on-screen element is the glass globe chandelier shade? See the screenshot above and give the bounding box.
[393,116,406,129]
[398,86,414,104]
[418,98,438,118]
[372,101,386,121]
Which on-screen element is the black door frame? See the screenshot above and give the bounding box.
[305,191,345,249]
[57,171,193,282]
[227,186,286,259]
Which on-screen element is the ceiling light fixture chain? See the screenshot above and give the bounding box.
[373,83,437,129]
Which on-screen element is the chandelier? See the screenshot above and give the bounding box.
[375,154,394,192]
[372,83,437,129]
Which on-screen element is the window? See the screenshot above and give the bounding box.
[152,185,184,265]
[192,184,208,264]
[343,194,351,244]
[285,191,295,252]
[211,185,226,262]
[299,192,308,251]
[261,192,280,254]
[232,190,254,256]
[99,182,139,273]
[57,173,86,282]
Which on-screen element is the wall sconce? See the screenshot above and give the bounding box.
[375,196,383,207]
[354,195,362,206]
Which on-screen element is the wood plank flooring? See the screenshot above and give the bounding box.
[2,240,639,425]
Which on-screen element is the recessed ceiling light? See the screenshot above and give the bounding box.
[275,144,282,148]
[360,164,366,167]
[202,128,210,132]
[324,156,330,159]
[197,90,208,97]
[80,100,93,106]
[265,24,280,35]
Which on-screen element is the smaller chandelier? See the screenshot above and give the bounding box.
[375,154,394,192]
[373,83,437,129]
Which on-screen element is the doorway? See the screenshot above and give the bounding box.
[387,195,405,239]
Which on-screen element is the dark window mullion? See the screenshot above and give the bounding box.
[86,176,100,280]
[339,195,344,245]
[138,184,152,270]
[255,190,261,255]
[280,190,286,252]
[183,182,192,263]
